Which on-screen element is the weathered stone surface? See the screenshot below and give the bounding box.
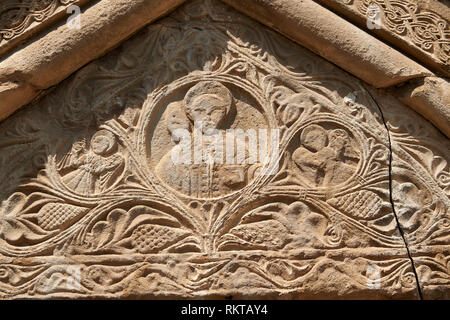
[0,0,186,120]
[220,0,450,138]
[1,0,449,141]
[372,89,450,299]
[221,0,432,88]
[0,0,94,57]
[315,0,450,76]
[394,77,450,138]
[0,0,447,300]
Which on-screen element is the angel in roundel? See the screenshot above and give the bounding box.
[292,124,359,187]
[58,130,124,195]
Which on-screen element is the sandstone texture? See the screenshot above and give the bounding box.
[0,0,185,120]
[0,0,448,138]
[0,0,94,57]
[315,0,450,76]
[0,0,448,299]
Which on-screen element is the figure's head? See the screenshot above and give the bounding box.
[91,130,116,155]
[328,129,348,153]
[300,124,327,152]
[184,81,233,135]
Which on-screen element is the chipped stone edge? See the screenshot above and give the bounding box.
[0,0,448,138]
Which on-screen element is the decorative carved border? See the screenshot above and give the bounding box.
[315,0,450,75]
[0,0,92,55]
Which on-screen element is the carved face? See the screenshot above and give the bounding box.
[91,135,111,155]
[301,125,328,152]
[189,94,227,135]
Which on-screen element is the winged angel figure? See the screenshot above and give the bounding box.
[58,130,124,195]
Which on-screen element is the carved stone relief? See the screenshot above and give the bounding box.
[150,80,267,199]
[0,0,447,299]
[316,0,450,72]
[0,0,84,54]
[370,89,450,299]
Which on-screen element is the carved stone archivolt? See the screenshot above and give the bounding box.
[317,0,450,70]
[0,0,81,50]
[0,0,447,299]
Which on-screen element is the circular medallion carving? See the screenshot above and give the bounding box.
[146,80,272,199]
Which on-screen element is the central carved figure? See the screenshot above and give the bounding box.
[155,81,257,199]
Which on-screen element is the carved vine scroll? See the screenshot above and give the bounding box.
[0,0,447,299]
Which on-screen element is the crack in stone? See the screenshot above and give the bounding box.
[366,87,423,300]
